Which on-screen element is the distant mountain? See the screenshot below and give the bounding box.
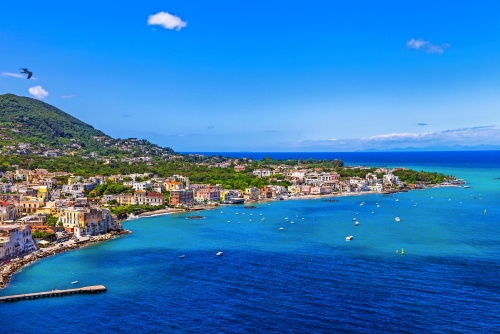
[0,94,174,157]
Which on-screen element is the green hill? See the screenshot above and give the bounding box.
[0,94,174,157]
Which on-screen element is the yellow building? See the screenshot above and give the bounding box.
[20,196,44,214]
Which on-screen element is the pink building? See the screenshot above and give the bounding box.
[195,188,221,202]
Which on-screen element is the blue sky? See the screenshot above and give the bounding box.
[1,1,499,152]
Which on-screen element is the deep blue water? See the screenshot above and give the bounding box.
[188,150,500,167]
[1,152,500,333]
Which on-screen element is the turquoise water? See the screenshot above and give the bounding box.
[1,161,500,332]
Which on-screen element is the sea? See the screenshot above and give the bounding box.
[1,151,500,333]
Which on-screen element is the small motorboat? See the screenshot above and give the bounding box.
[216,252,223,256]
[179,255,185,259]
[355,222,359,226]
[227,220,230,223]
[279,227,284,230]
[346,235,353,241]
[396,199,399,202]
[71,281,79,284]
[377,205,380,208]
[352,218,356,221]
[291,221,294,224]
[395,217,401,222]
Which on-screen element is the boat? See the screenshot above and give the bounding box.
[352,218,356,221]
[279,227,284,230]
[372,212,374,214]
[395,199,399,202]
[355,222,359,226]
[71,281,79,284]
[291,221,294,224]
[345,235,353,241]
[227,220,230,223]
[216,252,223,256]
[377,205,380,208]
[401,248,404,255]
[395,217,401,222]
[179,255,185,259]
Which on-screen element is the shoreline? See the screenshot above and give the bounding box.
[0,230,131,290]
[126,186,438,219]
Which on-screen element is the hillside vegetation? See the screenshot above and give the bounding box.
[0,94,173,156]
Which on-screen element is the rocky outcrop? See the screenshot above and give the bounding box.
[0,230,131,289]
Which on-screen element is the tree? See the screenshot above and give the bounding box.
[46,214,58,226]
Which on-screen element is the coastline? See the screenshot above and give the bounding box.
[0,230,131,290]
[1,184,451,290]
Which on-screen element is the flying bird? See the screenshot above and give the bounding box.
[20,68,33,79]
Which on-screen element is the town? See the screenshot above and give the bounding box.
[0,157,459,264]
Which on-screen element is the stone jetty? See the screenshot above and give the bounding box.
[0,230,131,289]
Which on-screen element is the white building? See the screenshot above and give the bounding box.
[0,225,36,260]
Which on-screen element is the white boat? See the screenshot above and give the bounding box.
[372,212,374,214]
[71,281,79,284]
[279,227,284,230]
[346,235,353,241]
[179,255,185,259]
[291,221,294,224]
[396,199,399,202]
[355,222,359,226]
[216,252,223,256]
[352,218,356,221]
[377,205,380,208]
[395,217,401,222]
[227,220,230,223]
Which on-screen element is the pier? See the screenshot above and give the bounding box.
[0,285,106,302]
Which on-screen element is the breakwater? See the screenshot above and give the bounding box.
[0,230,130,289]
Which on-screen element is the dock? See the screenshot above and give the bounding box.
[0,285,106,302]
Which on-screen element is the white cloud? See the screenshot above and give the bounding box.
[2,72,26,79]
[61,95,77,99]
[289,126,500,151]
[406,38,450,54]
[147,11,187,31]
[28,86,49,100]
